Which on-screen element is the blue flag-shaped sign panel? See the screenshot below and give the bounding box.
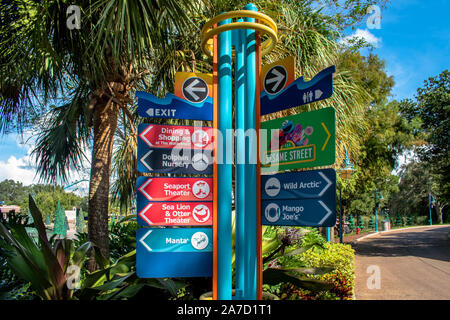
[136,91,213,121]
[261,168,336,200]
[137,228,212,278]
[260,65,336,116]
[261,169,336,227]
[137,143,213,175]
[261,199,335,227]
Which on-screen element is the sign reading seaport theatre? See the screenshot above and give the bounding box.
[261,107,336,173]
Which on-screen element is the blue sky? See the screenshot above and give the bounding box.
[348,0,450,100]
[0,1,449,185]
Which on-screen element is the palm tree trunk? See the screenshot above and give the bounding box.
[87,96,119,271]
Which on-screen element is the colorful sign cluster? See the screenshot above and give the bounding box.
[136,73,214,278]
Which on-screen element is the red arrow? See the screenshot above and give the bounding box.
[138,202,213,226]
[139,124,213,149]
[138,177,213,202]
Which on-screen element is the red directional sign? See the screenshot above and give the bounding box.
[138,177,213,202]
[138,123,213,150]
[138,202,213,226]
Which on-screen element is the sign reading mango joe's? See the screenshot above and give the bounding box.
[261,107,336,172]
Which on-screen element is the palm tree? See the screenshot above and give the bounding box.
[0,0,196,269]
[111,0,374,208]
[1,0,381,269]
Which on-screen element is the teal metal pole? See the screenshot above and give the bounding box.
[244,3,257,300]
[429,193,433,226]
[374,188,378,232]
[326,227,330,241]
[218,17,233,300]
[233,21,246,300]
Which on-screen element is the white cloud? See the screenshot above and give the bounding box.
[0,154,37,186]
[0,132,91,197]
[340,28,382,48]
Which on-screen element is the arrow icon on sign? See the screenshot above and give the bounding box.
[266,68,286,92]
[139,125,154,147]
[318,172,332,197]
[138,179,153,201]
[185,79,207,101]
[140,150,153,171]
[138,203,154,225]
[315,89,323,100]
[318,200,333,225]
[139,230,153,252]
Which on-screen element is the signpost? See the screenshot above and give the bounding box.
[135,6,339,301]
[137,228,212,278]
[136,72,214,279]
[261,107,335,173]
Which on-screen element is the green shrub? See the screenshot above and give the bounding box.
[416,216,429,225]
[299,242,355,300]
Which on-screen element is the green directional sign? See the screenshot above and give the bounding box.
[261,107,335,173]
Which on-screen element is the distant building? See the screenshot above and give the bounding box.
[0,205,21,219]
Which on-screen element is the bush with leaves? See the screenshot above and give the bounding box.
[0,195,187,300]
[299,242,355,300]
[262,227,335,299]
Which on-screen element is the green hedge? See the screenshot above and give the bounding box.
[299,242,355,300]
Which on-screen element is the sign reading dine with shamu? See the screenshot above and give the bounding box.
[261,107,336,172]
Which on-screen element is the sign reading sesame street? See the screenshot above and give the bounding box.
[261,107,336,172]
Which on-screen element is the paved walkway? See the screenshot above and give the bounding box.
[353,225,450,300]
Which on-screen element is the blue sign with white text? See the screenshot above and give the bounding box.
[136,91,213,121]
[261,198,336,227]
[261,168,336,200]
[137,228,212,278]
[261,169,336,227]
[260,66,335,116]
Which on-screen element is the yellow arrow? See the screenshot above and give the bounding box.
[321,122,331,151]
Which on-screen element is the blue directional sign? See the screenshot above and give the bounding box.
[136,91,213,121]
[137,228,212,278]
[261,168,335,200]
[261,198,335,227]
[260,65,336,116]
[261,168,336,227]
[137,142,213,175]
